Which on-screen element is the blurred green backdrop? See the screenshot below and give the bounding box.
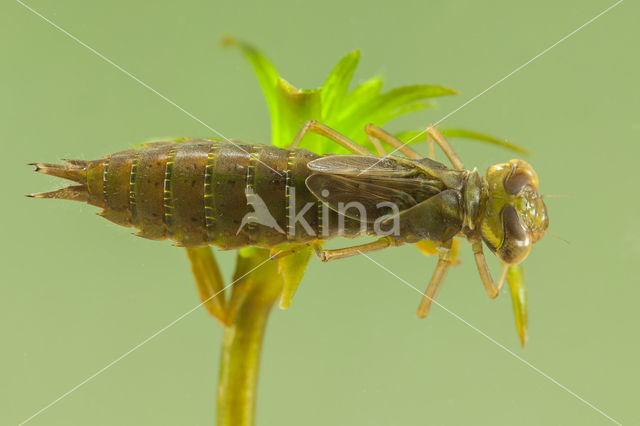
[2,0,638,425]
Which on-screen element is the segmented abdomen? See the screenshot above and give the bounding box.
[94,139,324,248]
[31,139,374,248]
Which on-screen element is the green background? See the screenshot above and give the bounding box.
[2,0,638,425]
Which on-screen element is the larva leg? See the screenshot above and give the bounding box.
[289,120,374,155]
[364,127,387,156]
[317,236,397,262]
[426,125,464,170]
[417,239,453,318]
[427,138,436,161]
[364,124,423,159]
[471,240,508,298]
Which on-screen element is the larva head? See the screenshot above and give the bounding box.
[480,159,548,265]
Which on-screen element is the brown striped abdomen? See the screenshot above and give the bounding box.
[33,139,374,248]
[90,139,317,248]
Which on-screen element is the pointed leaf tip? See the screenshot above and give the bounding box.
[277,245,313,309]
[339,84,457,133]
[228,39,283,143]
[322,49,361,119]
[440,128,531,156]
[271,78,322,148]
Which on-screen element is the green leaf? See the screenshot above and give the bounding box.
[226,248,284,325]
[507,264,528,347]
[272,78,322,149]
[321,49,360,120]
[340,75,384,120]
[342,84,456,124]
[379,101,435,123]
[225,39,283,142]
[336,85,456,151]
[277,245,314,309]
[414,238,461,264]
[441,128,530,155]
[394,128,531,156]
[185,247,227,325]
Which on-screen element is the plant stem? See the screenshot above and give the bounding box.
[217,250,283,426]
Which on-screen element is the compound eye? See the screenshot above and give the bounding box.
[498,205,531,264]
[503,205,527,241]
[504,159,539,194]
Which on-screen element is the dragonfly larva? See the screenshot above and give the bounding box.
[29,120,549,319]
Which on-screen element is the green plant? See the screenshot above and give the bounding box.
[184,40,528,426]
